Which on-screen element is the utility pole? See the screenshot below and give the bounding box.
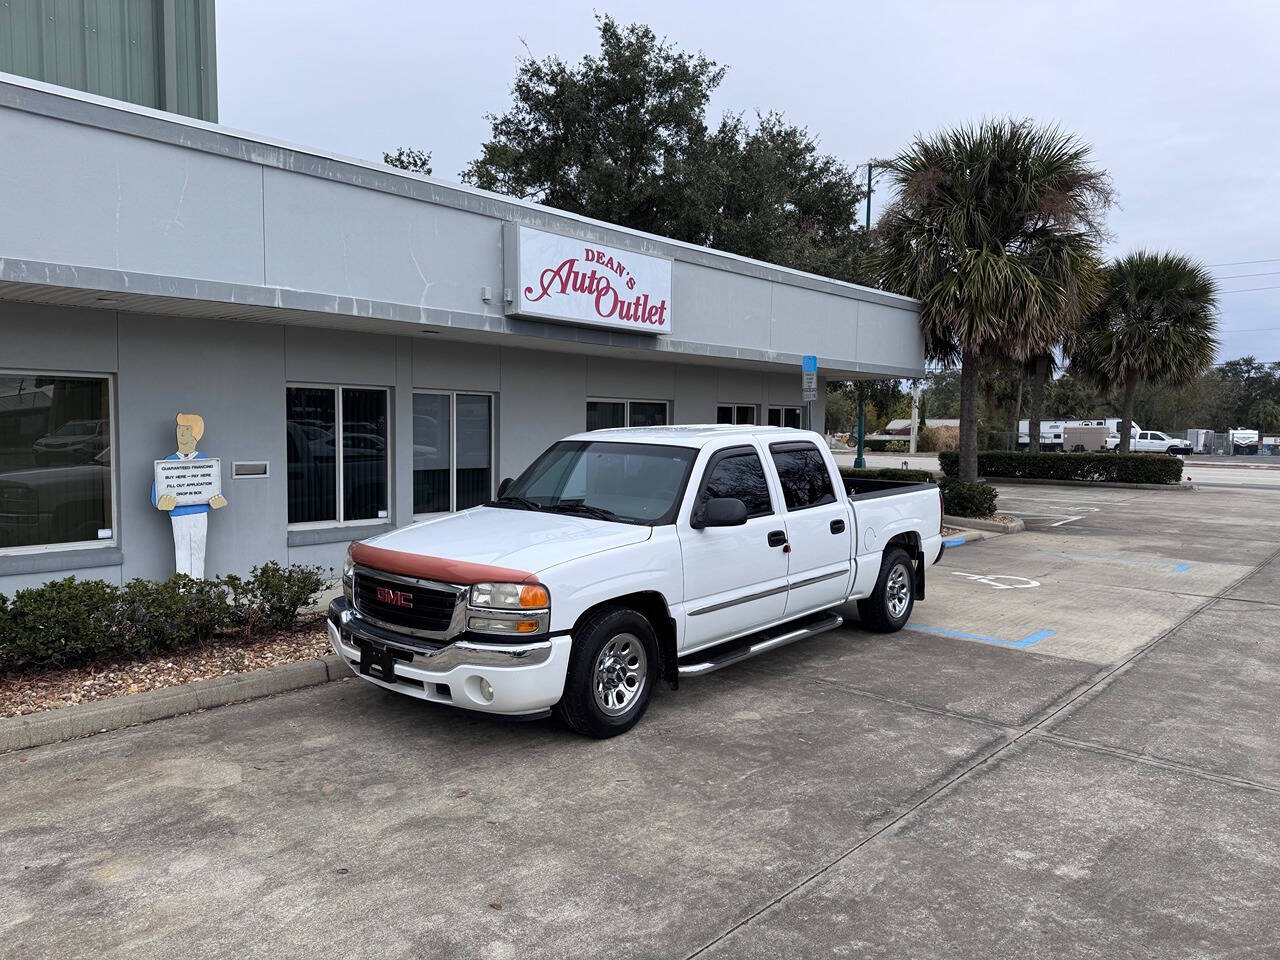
[854,162,875,469]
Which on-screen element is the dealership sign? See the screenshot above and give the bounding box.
[504,224,672,335]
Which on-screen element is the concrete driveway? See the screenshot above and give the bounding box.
[3,483,1279,959]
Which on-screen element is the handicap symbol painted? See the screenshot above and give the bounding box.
[950,571,1041,590]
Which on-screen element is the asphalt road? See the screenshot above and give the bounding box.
[3,482,1279,958]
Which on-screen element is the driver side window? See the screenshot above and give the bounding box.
[696,449,772,520]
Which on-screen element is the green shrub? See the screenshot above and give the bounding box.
[938,451,1184,485]
[233,562,326,633]
[884,439,909,453]
[1,577,121,669]
[939,477,999,518]
[840,467,936,483]
[0,563,326,673]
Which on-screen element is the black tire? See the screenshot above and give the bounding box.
[857,547,916,633]
[555,606,658,738]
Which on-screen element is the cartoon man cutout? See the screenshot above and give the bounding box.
[152,413,227,578]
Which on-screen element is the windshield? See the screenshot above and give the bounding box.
[498,441,696,525]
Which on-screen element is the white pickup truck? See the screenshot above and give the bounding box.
[328,425,945,737]
[1103,428,1193,456]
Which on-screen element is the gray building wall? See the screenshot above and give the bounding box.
[0,77,923,381]
[0,0,218,120]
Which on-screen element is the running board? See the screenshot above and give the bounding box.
[677,612,844,678]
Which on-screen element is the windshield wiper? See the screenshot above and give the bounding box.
[486,495,543,511]
[550,502,621,522]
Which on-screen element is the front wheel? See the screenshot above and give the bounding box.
[857,547,916,633]
[556,607,657,738]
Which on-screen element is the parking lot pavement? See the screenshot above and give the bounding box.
[697,738,1280,960]
[1,481,1278,959]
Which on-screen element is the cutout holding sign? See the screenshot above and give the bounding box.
[151,412,227,579]
[504,224,673,335]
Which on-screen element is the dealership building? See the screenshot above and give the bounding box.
[0,72,924,592]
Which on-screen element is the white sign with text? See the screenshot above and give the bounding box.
[154,458,222,506]
[506,224,673,335]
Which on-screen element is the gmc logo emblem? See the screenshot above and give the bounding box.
[375,586,414,609]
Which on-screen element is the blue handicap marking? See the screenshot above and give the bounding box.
[943,536,967,547]
[910,624,1055,650]
[1173,562,1192,573]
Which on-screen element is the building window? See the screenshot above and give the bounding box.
[286,385,388,526]
[716,404,757,425]
[0,373,113,550]
[587,398,669,430]
[413,391,495,514]
[767,406,803,428]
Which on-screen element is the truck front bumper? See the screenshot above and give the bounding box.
[327,598,571,716]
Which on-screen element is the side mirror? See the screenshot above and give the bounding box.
[694,497,748,529]
[497,477,513,498]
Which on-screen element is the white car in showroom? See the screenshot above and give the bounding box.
[328,425,944,737]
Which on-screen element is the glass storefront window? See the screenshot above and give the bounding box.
[0,374,113,549]
[768,406,803,428]
[412,391,495,513]
[286,385,387,525]
[587,399,668,430]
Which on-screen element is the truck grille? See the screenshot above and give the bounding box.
[353,570,461,634]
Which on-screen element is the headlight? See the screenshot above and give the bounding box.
[469,582,549,610]
[342,546,355,602]
[467,582,550,637]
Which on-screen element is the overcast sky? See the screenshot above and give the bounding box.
[216,0,1280,364]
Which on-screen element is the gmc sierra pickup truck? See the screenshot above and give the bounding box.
[328,425,945,737]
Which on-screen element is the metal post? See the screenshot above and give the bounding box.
[854,395,867,468]
[909,380,921,455]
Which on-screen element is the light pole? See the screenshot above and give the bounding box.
[854,162,880,469]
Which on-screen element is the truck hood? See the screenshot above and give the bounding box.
[361,506,651,578]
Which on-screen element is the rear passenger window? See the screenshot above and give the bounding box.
[697,451,772,518]
[770,443,836,510]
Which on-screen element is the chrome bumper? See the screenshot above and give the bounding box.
[327,597,554,670]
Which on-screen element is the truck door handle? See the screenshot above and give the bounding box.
[830,519,846,534]
[767,530,788,548]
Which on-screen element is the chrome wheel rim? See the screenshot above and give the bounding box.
[886,563,911,619]
[593,632,647,716]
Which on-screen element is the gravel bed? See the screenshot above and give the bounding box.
[0,620,331,719]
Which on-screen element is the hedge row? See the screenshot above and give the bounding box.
[0,562,326,672]
[938,451,1184,485]
[839,466,936,483]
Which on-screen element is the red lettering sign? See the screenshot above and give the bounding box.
[517,230,671,334]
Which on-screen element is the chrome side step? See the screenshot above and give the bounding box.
[677,612,844,678]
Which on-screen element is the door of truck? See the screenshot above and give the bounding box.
[767,440,853,616]
[678,444,789,650]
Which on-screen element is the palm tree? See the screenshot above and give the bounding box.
[1070,252,1218,453]
[871,119,1110,481]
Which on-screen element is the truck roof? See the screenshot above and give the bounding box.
[563,425,821,448]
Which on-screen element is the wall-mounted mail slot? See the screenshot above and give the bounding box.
[232,461,270,479]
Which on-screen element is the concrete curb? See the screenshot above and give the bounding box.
[0,653,349,754]
[944,514,1025,534]
[940,528,991,548]
[986,476,1193,492]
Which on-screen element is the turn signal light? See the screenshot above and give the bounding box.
[519,584,550,608]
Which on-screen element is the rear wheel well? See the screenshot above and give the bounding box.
[573,591,679,690]
[883,531,925,600]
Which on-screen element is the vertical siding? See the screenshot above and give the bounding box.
[0,0,215,120]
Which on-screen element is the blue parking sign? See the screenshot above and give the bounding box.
[802,355,818,373]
